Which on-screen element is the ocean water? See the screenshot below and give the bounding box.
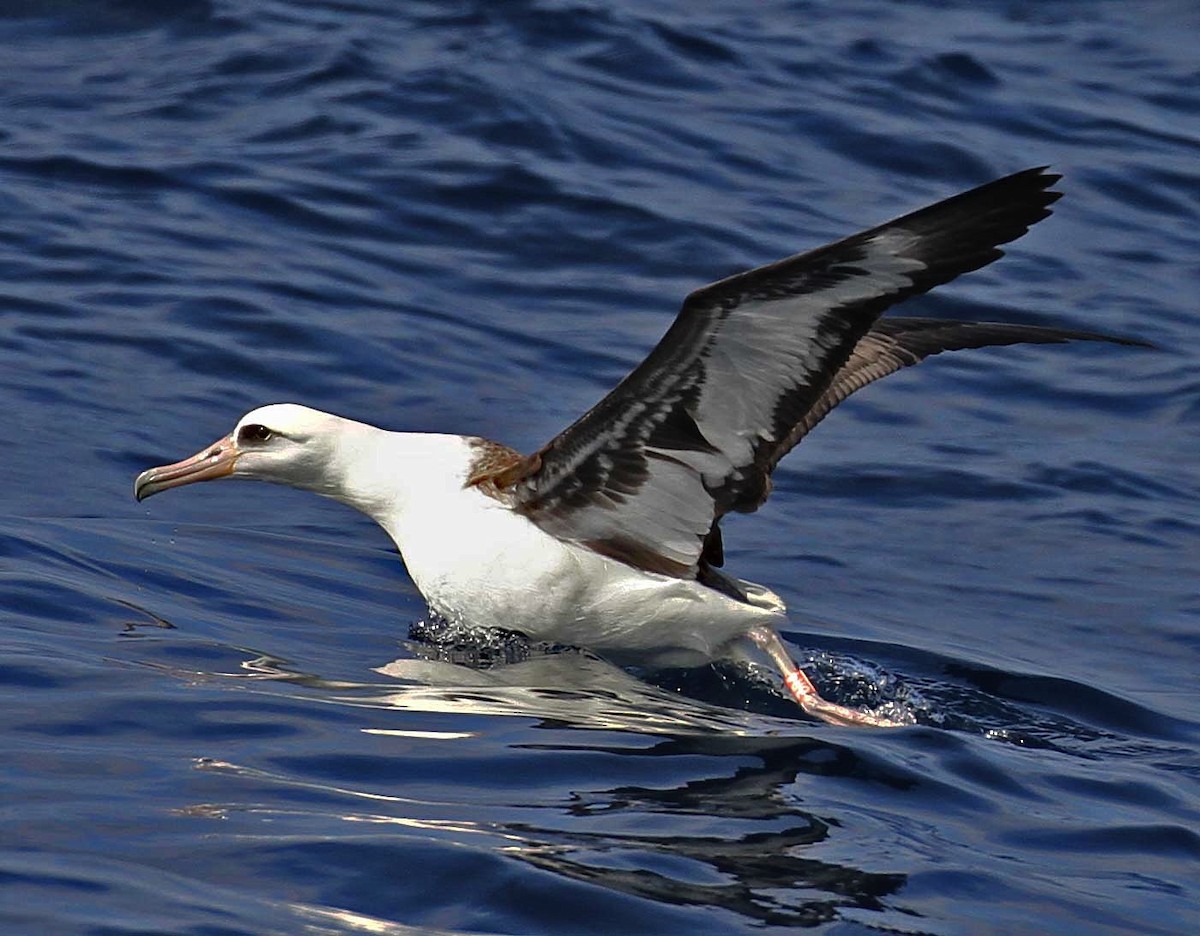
[1,1,1198,933]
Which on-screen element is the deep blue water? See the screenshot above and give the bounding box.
[2,1,1198,933]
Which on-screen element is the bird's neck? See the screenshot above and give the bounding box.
[324,425,477,530]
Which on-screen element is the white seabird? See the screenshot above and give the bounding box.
[135,168,1147,727]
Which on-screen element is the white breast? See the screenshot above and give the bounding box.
[360,437,780,666]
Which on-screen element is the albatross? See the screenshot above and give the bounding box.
[135,167,1146,727]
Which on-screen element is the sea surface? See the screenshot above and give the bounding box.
[1,2,1198,934]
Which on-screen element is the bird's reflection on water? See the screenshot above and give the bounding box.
[364,643,914,928]
[139,609,1169,932]
[152,623,921,929]
[501,765,907,928]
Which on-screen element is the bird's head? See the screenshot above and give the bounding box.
[134,403,347,502]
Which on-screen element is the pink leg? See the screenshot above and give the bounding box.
[746,625,904,728]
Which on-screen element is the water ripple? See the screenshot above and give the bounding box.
[1,2,1197,934]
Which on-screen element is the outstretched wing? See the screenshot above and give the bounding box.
[488,169,1123,577]
[780,317,1150,464]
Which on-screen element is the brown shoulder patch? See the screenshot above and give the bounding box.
[465,438,536,503]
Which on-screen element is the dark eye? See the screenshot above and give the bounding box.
[238,423,274,444]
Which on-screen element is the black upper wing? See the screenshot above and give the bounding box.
[497,169,1132,576]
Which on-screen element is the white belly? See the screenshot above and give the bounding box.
[384,483,783,667]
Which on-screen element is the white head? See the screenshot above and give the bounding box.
[134,403,354,502]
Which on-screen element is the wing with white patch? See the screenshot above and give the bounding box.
[498,169,1073,576]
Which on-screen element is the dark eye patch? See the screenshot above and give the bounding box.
[238,423,274,444]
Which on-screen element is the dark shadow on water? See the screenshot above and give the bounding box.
[504,757,910,929]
